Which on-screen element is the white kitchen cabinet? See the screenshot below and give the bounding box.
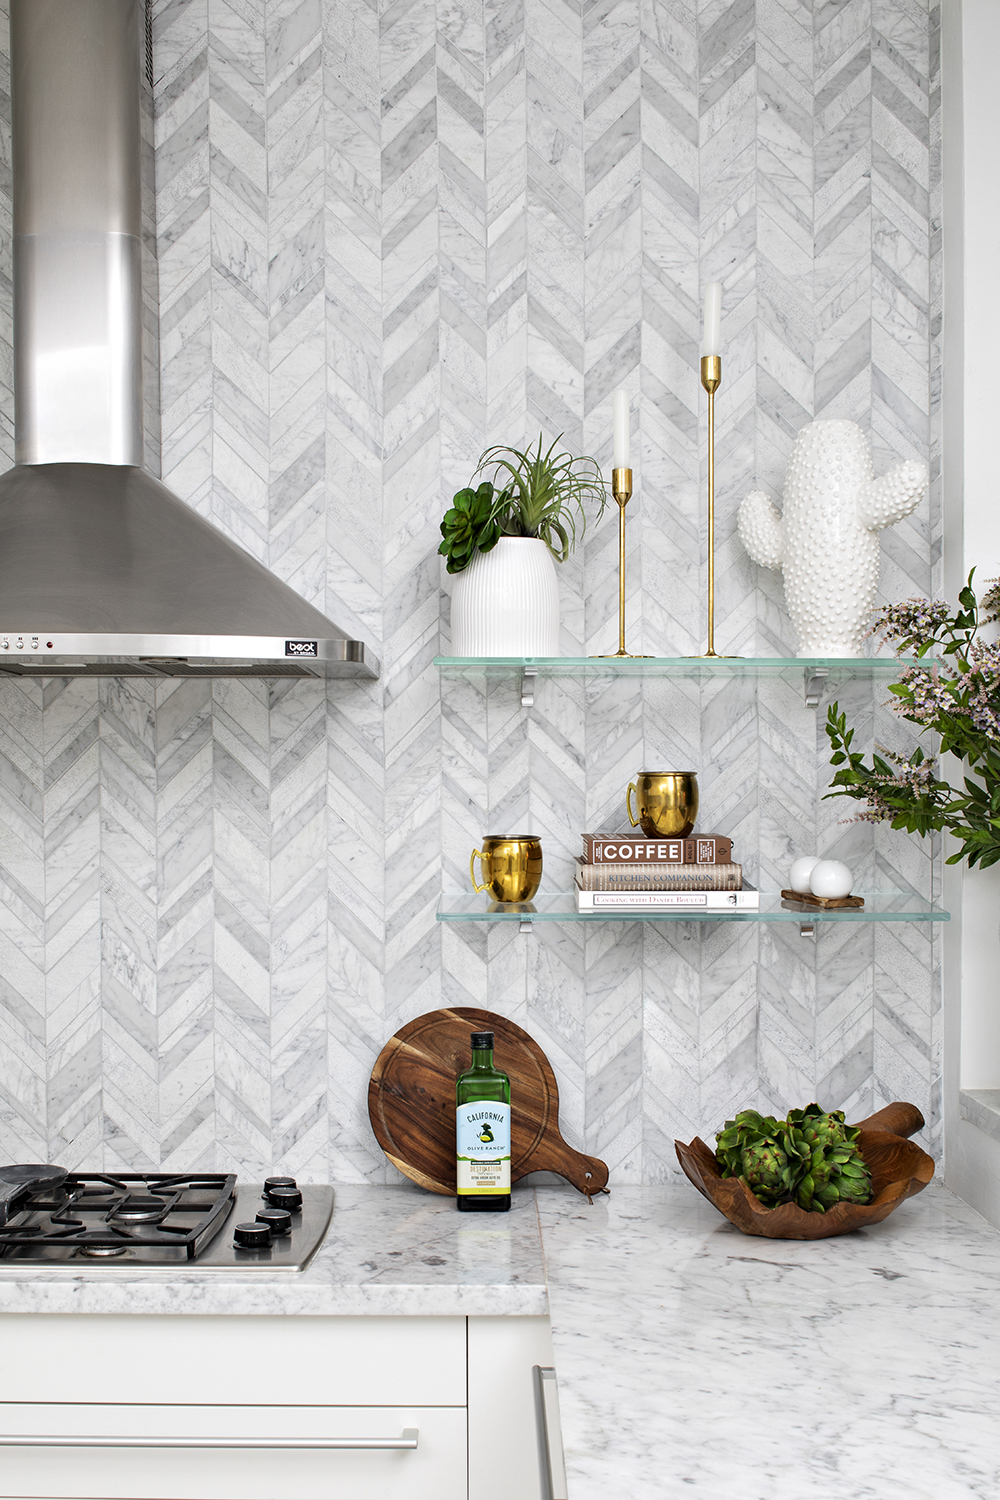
[0,1405,467,1500]
[0,1315,467,1406]
[0,1313,556,1500]
[468,1316,555,1500]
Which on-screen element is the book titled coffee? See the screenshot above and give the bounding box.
[575,859,742,892]
[581,834,733,865]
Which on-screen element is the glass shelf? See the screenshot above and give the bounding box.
[437,893,950,925]
[434,655,914,681]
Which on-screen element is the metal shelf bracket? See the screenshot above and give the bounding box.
[519,918,534,935]
[800,922,815,938]
[803,669,827,708]
[521,667,538,708]
[803,666,829,708]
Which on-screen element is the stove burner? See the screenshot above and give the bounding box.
[77,1232,129,1258]
[111,1194,169,1223]
[0,1174,331,1270]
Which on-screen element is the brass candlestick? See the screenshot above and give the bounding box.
[595,467,649,658]
[698,354,739,659]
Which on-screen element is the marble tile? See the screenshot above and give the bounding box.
[0,0,943,1180]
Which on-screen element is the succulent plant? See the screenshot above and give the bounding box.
[438,482,506,575]
[715,1103,873,1213]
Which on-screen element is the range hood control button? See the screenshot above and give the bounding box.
[234,1221,272,1249]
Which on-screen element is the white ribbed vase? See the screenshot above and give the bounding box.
[450,537,560,656]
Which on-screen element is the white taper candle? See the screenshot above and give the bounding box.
[701,282,722,357]
[612,389,630,468]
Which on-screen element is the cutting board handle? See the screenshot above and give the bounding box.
[533,1136,610,1196]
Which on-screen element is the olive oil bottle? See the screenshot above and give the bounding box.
[456,1031,511,1212]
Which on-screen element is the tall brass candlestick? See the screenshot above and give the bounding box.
[701,354,721,658]
[594,467,649,658]
[611,466,631,656]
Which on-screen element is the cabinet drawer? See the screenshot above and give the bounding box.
[0,1316,466,1406]
[0,1404,467,1500]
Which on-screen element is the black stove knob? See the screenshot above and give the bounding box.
[256,1208,292,1236]
[264,1176,297,1191]
[234,1221,272,1249]
[265,1185,302,1211]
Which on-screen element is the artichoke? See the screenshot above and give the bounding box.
[714,1103,873,1212]
[438,482,505,574]
[715,1111,796,1207]
[784,1103,872,1212]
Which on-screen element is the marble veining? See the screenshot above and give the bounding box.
[0,1183,548,1317]
[1,1177,997,1500]
[538,1182,1000,1500]
[0,2,943,1181]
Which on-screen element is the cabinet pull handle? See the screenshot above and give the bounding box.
[533,1366,567,1500]
[0,1430,419,1450]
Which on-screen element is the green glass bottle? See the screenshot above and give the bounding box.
[455,1030,511,1212]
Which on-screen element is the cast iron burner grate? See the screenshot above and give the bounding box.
[0,1173,237,1262]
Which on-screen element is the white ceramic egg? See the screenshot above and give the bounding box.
[809,859,854,900]
[788,855,820,894]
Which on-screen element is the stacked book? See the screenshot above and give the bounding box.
[575,834,758,912]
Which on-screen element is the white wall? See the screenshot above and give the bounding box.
[942,0,1000,1225]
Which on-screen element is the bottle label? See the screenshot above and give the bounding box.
[456,1101,511,1195]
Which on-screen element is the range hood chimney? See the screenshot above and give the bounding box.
[0,0,378,680]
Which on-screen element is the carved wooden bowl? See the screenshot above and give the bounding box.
[675,1102,934,1240]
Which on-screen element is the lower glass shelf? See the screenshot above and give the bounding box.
[437,893,950,924]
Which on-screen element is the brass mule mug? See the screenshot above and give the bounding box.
[626,771,699,839]
[470,836,543,902]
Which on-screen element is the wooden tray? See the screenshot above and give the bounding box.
[368,1007,608,1198]
[674,1102,934,1240]
[780,889,865,909]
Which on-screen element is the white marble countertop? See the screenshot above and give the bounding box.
[3,1176,999,1499]
[0,1184,548,1316]
[537,1181,1000,1500]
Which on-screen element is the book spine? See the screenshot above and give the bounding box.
[575,889,759,910]
[581,835,733,865]
[575,861,742,891]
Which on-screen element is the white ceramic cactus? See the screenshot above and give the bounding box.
[737,420,927,656]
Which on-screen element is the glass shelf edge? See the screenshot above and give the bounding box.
[434,655,915,675]
[436,896,949,924]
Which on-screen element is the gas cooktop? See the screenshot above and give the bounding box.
[0,1170,334,1272]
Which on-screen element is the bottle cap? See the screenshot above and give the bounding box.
[470,1031,494,1049]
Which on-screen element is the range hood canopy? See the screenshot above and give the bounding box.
[0,0,377,681]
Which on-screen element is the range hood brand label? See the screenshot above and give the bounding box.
[285,640,318,657]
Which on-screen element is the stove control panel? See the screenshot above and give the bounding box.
[233,1178,302,1250]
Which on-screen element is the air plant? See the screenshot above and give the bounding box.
[472,435,608,563]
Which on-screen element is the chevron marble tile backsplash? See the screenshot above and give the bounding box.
[0,0,941,1179]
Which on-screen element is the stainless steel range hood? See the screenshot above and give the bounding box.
[0,0,378,681]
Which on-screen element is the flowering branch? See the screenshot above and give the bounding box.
[825,570,1000,869]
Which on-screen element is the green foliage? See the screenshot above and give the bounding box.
[824,570,1000,869]
[715,1104,873,1214]
[438,482,505,575]
[473,434,608,562]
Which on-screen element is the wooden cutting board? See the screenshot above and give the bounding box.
[368,1007,608,1198]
